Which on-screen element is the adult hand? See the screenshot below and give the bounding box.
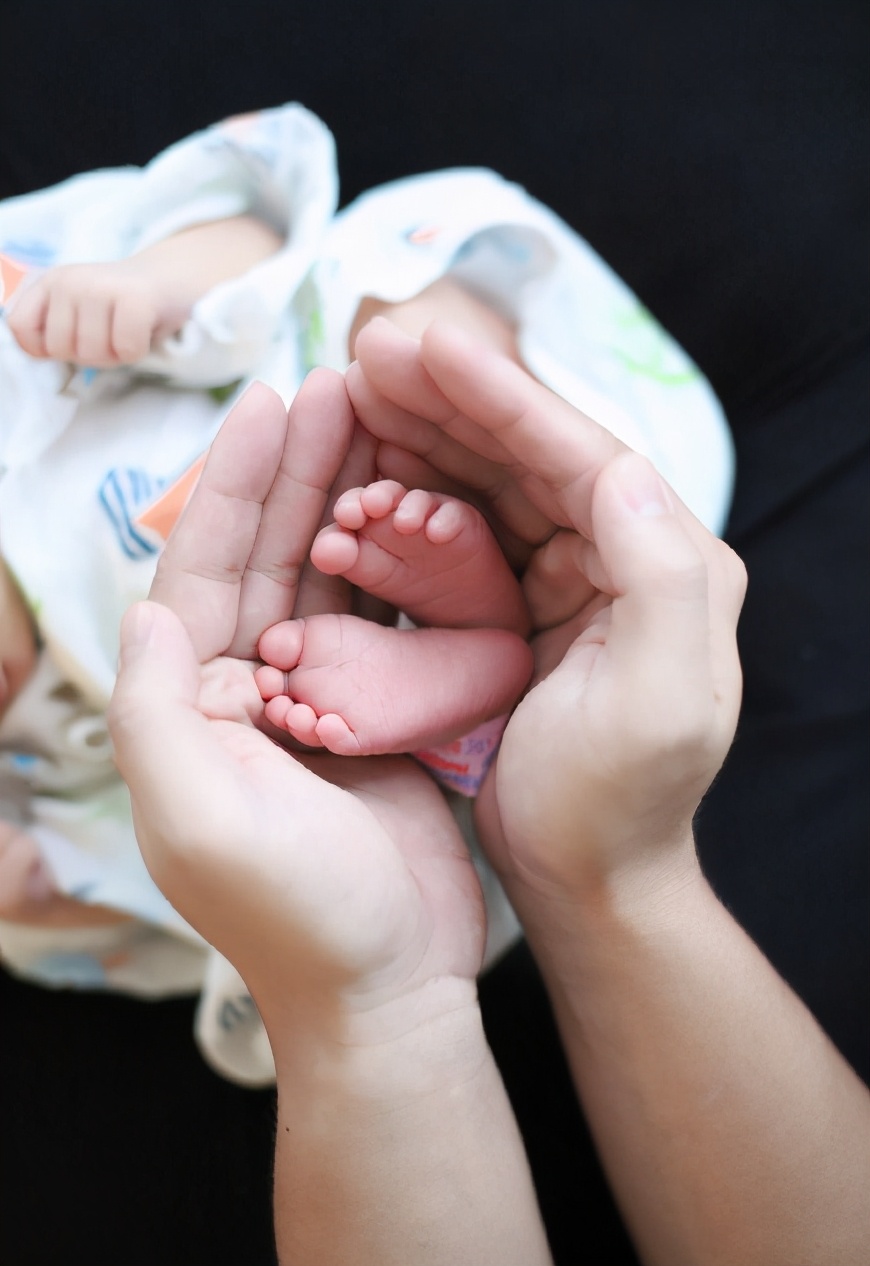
[348,324,870,1266]
[350,319,747,901]
[109,374,550,1266]
[108,377,485,1048]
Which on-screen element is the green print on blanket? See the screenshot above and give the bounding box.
[295,273,326,371]
[610,303,699,386]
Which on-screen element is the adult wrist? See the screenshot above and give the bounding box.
[266,976,493,1156]
[264,973,487,1095]
[503,826,706,970]
[269,972,552,1266]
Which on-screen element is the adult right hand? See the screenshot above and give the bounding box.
[351,321,870,1266]
[350,320,747,903]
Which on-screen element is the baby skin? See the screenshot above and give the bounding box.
[254,480,533,758]
[0,216,282,926]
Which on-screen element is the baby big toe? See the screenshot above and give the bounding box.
[311,524,362,576]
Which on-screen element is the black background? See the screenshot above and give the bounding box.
[1,3,867,1262]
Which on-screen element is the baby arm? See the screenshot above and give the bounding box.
[7,215,281,367]
[350,275,522,366]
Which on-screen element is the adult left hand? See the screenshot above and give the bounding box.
[108,377,486,1049]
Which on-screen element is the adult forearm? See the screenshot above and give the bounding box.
[510,860,870,1266]
[269,982,552,1266]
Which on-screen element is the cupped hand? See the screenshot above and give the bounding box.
[108,374,485,1041]
[483,448,744,899]
[351,320,747,898]
[111,602,484,1026]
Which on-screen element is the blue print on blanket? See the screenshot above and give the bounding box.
[98,467,167,559]
[0,238,57,268]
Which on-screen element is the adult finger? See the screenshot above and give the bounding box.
[419,321,739,591]
[356,317,739,640]
[348,349,517,490]
[350,322,555,548]
[292,418,377,620]
[229,368,355,656]
[149,381,291,661]
[522,529,602,629]
[587,452,745,748]
[418,321,627,540]
[355,318,622,538]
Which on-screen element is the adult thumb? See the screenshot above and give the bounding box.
[591,453,715,731]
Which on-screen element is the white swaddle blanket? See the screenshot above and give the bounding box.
[0,102,733,1084]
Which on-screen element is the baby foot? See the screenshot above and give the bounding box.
[254,614,532,757]
[311,481,529,635]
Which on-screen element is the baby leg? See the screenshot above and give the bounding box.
[255,614,532,757]
[311,481,530,635]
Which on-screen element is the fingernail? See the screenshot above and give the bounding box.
[617,457,675,517]
[370,315,417,343]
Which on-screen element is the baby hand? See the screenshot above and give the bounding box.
[6,258,186,367]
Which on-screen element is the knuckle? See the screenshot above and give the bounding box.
[112,333,145,362]
[105,690,134,746]
[724,545,749,598]
[711,540,748,616]
[656,553,709,601]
